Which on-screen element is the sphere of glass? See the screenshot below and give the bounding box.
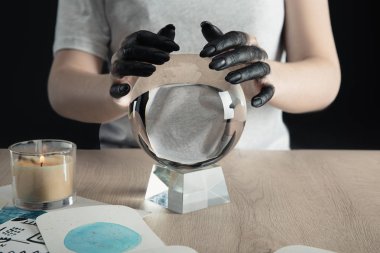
[129,83,246,169]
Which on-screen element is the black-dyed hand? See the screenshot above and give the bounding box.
[199,21,274,107]
[110,24,180,98]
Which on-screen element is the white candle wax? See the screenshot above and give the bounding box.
[12,155,74,203]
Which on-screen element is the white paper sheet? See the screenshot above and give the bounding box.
[36,205,165,253]
[0,198,7,209]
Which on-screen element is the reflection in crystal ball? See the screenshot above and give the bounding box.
[130,83,246,168]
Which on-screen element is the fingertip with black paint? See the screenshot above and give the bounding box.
[110,83,131,99]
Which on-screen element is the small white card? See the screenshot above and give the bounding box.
[274,245,336,253]
[36,205,166,253]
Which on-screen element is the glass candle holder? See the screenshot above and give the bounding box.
[8,139,76,210]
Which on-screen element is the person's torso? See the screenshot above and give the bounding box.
[105,0,284,58]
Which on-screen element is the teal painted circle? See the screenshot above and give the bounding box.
[64,222,141,253]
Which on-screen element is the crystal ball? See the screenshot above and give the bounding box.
[127,55,247,168]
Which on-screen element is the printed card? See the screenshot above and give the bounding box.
[0,217,48,253]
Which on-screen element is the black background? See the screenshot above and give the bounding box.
[1,1,379,150]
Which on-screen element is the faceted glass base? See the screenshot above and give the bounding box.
[145,164,230,214]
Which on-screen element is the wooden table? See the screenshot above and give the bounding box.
[1,149,379,253]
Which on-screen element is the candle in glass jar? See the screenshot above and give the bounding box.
[13,154,74,203]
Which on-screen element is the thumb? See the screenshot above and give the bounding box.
[157,24,176,40]
[201,21,224,42]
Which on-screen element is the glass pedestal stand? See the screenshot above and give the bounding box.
[145,164,230,214]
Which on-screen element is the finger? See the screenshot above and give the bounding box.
[251,85,275,107]
[201,21,224,42]
[111,59,156,78]
[119,45,170,65]
[157,24,176,40]
[200,31,248,57]
[137,30,180,52]
[110,83,131,98]
[209,45,268,70]
[225,62,271,84]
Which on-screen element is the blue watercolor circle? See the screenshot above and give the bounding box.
[64,222,142,253]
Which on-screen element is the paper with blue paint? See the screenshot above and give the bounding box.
[64,222,141,253]
[36,205,165,252]
[0,206,46,224]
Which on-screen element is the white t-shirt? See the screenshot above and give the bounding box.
[53,0,289,150]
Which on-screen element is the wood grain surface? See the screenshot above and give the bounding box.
[1,149,379,253]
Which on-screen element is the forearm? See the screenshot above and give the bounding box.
[48,67,127,123]
[266,0,341,113]
[266,57,341,113]
[48,26,180,124]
